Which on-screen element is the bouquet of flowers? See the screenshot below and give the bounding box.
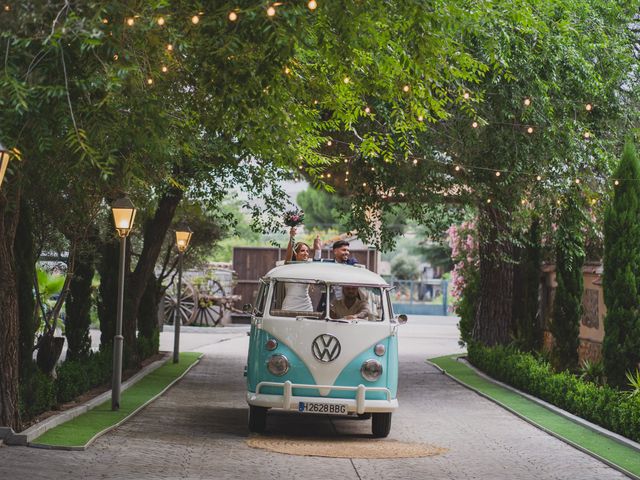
[284,210,305,227]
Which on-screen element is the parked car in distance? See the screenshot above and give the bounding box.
[245,262,407,437]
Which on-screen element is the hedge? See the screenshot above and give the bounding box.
[467,343,640,442]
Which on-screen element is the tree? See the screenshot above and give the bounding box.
[551,194,585,372]
[603,142,640,388]
[296,188,346,231]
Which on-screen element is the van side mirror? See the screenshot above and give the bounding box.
[242,303,253,314]
[397,314,408,325]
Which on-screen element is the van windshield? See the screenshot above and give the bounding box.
[268,280,384,321]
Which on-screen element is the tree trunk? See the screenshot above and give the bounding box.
[124,187,183,365]
[15,196,37,377]
[0,181,21,429]
[97,236,119,350]
[473,203,515,346]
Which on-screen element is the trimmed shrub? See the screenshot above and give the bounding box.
[468,343,640,442]
[19,363,56,422]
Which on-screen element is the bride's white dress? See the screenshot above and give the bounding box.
[282,283,312,311]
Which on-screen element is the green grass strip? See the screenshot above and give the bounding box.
[32,352,202,448]
[430,355,640,477]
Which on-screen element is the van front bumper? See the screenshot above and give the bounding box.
[247,380,398,414]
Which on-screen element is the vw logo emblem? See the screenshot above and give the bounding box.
[312,334,341,362]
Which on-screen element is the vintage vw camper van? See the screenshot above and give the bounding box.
[245,262,406,437]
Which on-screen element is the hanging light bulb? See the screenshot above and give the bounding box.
[413,159,418,165]
[454,165,461,172]
[157,17,165,26]
[229,11,238,21]
[585,103,593,111]
[575,178,581,184]
[583,131,591,140]
[161,65,168,73]
[167,44,174,51]
[102,18,109,24]
[402,84,410,93]
[463,92,470,99]
[591,198,597,205]
[486,198,492,204]
[526,126,534,134]
[362,182,367,187]
[364,106,371,114]
[267,5,276,16]
[147,78,153,85]
[284,66,291,75]
[472,121,478,128]
[308,0,318,10]
[343,77,350,84]
[614,179,620,186]
[536,175,542,181]
[495,171,501,177]
[191,15,200,24]
[326,140,332,146]
[126,17,135,26]
[523,97,531,106]
[418,115,424,122]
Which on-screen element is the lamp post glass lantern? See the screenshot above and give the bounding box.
[173,224,192,364]
[0,142,13,189]
[111,196,137,411]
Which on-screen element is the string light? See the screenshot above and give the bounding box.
[362,182,367,187]
[583,131,591,140]
[591,198,597,205]
[326,140,332,146]
[4,4,10,11]
[523,97,531,106]
[526,126,534,134]
[346,170,350,175]
[284,66,291,75]
[575,178,581,184]
[343,77,350,84]
[126,17,135,26]
[614,180,620,186]
[495,171,501,177]
[585,103,593,111]
[267,5,276,16]
[191,15,200,24]
[536,175,542,181]
[370,167,375,172]
[166,44,174,51]
[418,115,424,122]
[113,54,119,61]
[157,17,165,26]
[308,0,318,10]
[454,165,461,172]
[487,198,492,203]
[147,78,153,85]
[463,92,470,99]
[402,85,410,93]
[472,121,478,128]
[326,173,331,178]
[102,18,109,24]
[521,199,527,205]
[161,66,168,73]
[228,11,238,21]
[413,159,418,165]
[364,106,371,114]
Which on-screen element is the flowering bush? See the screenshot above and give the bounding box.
[284,210,305,227]
[447,220,479,345]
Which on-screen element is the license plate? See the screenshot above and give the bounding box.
[298,402,348,415]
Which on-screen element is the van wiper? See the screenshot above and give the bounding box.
[324,317,351,323]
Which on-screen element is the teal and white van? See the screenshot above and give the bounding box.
[245,262,406,437]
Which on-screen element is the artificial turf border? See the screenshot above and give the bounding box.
[429,354,640,480]
[30,352,203,450]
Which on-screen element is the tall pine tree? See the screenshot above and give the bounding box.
[551,193,585,372]
[603,142,640,388]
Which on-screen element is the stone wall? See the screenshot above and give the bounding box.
[540,262,605,365]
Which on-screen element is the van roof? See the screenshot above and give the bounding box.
[264,261,389,287]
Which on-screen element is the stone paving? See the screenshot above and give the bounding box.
[0,316,628,479]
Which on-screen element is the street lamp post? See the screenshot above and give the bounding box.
[0,142,14,189]
[111,197,137,411]
[173,224,193,364]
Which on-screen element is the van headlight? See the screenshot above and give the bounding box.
[267,354,289,376]
[361,359,383,381]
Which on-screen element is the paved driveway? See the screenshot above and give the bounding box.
[0,316,626,479]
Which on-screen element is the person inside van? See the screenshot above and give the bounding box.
[330,285,370,320]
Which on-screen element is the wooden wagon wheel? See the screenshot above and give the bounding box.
[191,280,226,326]
[163,281,197,326]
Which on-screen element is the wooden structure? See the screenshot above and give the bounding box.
[232,246,378,317]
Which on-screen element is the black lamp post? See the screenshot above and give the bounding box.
[173,224,193,364]
[110,196,137,410]
[0,142,13,189]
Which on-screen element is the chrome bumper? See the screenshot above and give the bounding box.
[247,380,398,414]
